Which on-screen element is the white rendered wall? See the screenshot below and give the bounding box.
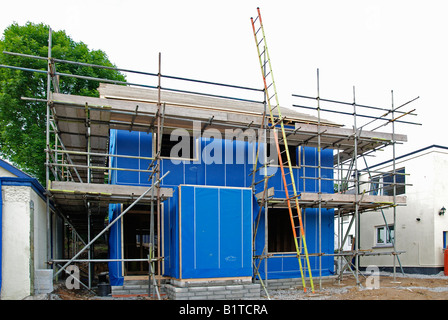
[31,189,48,271]
[1,186,32,299]
[0,167,17,178]
[360,149,448,270]
[1,185,48,299]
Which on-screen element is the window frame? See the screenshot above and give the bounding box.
[374,224,395,247]
[370,167,405,196]
[267,208,298,253]
[266,142,301,168]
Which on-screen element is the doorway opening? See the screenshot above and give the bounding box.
[123,205,159,276]
[268,208,296,253]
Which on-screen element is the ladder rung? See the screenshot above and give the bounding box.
[262,60,269,70]
[257,37,264,47]
[268,93,276,101]
[272,115,285,127]
[249,162,271,176]
[255,26,262,35]
[259,49,265,58]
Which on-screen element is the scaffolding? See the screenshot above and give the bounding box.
[0,22,420,298]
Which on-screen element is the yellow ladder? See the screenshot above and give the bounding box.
[251,7,315,293]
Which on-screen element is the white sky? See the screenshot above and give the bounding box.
[1,0,447,164]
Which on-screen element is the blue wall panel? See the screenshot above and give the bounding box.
[177,185,252,279]
[163,189,180,279]
[108,204,123,286]
[193,187,220,272]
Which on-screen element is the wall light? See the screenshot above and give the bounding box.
[439,206,446,216]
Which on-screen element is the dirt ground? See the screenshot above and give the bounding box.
[265,272,448,300]
[48,272,448,300]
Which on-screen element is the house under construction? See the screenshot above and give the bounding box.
[0,9,420,300]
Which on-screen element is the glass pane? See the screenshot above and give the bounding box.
[377,227,385,244]
[370,177,379,195]
[387,225,394,243]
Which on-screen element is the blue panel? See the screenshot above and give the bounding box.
[196,188,220,271]
[219,189,243,270]
[179,185,252,279]
[138,131,153,184]
[225,140,246,187]
[161,156,185,187]
[108,204,123,286]
[203,139,225,186]
[109,130,154,186]
[185,164,203,185]
[163,189,180,279]
[115,131,139,184]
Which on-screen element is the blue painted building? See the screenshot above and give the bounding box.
[107,127,334,285]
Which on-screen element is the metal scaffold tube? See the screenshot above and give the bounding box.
[54,170,169,278]
[45,28,52,270]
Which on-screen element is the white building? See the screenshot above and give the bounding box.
[0,158,56,299]
[359,145,448,274]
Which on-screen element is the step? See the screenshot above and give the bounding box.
[111,279,162,297]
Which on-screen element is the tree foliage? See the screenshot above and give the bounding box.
[0,22,126,184]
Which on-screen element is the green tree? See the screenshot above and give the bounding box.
[0,22,126,184]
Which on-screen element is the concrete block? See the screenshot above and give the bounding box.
[172,292,191,298]
[173,287,189,293]
[225,285,242,290]
[131,289,149,295]
[207,286,225,291]
[112,286,124,290]
[34,269,53,294]
[188,295,208,300]
[123,285,141,290]
[189,286,208,293]
[112,289,130,295]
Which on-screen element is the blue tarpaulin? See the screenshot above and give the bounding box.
[108,204,123,286]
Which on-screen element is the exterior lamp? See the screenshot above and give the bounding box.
[439,207,446,216]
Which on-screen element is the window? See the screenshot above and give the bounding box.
[268,209,296,253]
[266,143,300,167]
[157,133,198,160]
[370,176,381,196]
[375,225,394,246]
[443,231,448,249]
[370,168,405,196]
